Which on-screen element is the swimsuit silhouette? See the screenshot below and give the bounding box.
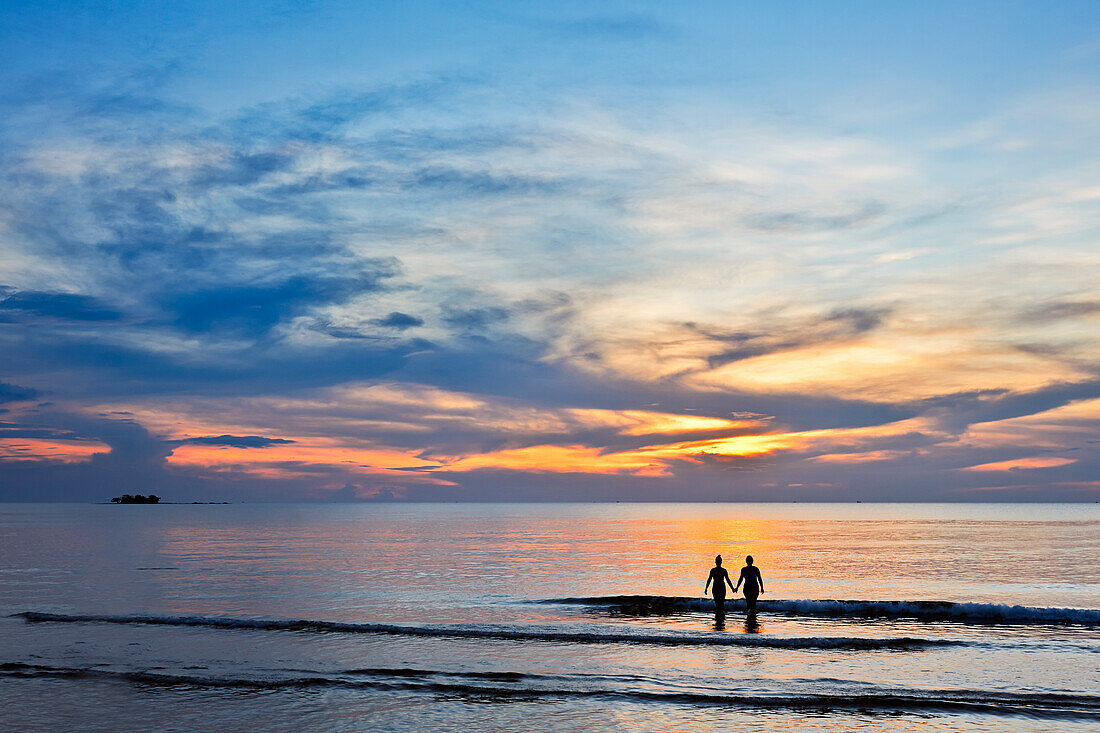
[704,555,735,614]
[734,555,764,612]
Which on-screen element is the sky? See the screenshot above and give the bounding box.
[1,0,1098,502]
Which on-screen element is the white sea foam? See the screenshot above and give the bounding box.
[14,611,956,649]
[542,596,1100,625]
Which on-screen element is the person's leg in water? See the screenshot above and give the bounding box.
[712,586,726,615]
[743,587,758,612]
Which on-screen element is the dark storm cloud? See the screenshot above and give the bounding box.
[179,435,295,448]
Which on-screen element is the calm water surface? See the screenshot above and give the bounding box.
[1,502,1098,731]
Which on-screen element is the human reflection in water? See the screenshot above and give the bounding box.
[743,611,761,634]
[704,555,735,616]
[733,555,764,612]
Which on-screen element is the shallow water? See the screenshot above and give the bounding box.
[1,502,1097,731]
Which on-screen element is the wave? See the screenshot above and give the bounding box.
[13,611,956,650]
[2,662,1096,720]
[540,596,1100,625]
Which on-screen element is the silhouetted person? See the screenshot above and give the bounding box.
[704,555,735,615]
[734,555,764,612]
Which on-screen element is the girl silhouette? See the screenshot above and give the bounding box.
[704,555,735,614]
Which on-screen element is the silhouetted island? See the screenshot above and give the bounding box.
[103,496,231,504]
[110,494,160,504]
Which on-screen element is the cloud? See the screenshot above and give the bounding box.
[161,266,399,336]
[744,200,887,232]
[1,52,1098,501]
[1018,300,1100,322]
[409,167,562,197]
[179,435,296,448]
[960,456,1077,472]
[192,151,296,187]
[370,312,424,330]
[0,287,121,321]
[693,307,893,369]
[329,482,360,500]
[0,382,38,403]
[441,306,511,331]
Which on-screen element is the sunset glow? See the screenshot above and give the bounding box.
[0,1,1096,502]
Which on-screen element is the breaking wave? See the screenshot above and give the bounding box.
[1,662,1096,720]
[540,596,1100,625]
[14,611,956,650]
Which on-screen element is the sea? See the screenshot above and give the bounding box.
[1,502,1097,732]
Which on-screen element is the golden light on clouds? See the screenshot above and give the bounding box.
[961,456,1078,472]
[434,444,671,476]
[691,335,1086,402]
[959,398,1100,450]
[168,438,444,477]
[566,409,766,435]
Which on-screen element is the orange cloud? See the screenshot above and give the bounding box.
[692,335,1087,402]
[809,450,913,463]
[167,437,452,483]
[644,417,938,460]
[0,438,108,463]
[69,386,953,483]
[958,398,1100,450]
[960,456,1077,472]
[435,444,672,476]
[434,415,939,475]
[566,408,766,435]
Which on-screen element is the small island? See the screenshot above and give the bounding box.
[110,494,161,504]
